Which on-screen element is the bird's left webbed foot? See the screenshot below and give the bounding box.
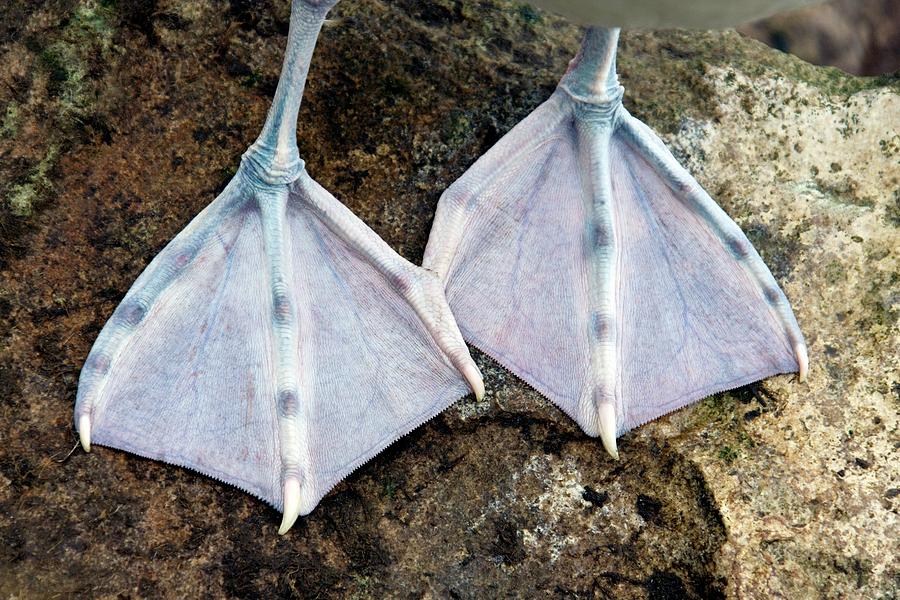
[423,27,807,457]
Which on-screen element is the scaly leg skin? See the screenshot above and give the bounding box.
[423,27,807,459]
[74,0,483,535]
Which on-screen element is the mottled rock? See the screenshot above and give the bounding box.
[0,0,896,598]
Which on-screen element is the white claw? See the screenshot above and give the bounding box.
[278,477,302,535]
[78,414,91,453]
[461,361,485,401]
[598,403,619,460]
[796,343,809,383]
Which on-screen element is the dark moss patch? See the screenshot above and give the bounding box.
[858,272,900,329]
[636,494,663,524]
[744,221,803,280]
[582,486,609,508]
[395,0,465,27]
[718,446,739,464]
[645,571,690,600]
[0,524,26,563]
[490,517,525,565]
[113,0,159,43]
[516,3,542,25]
[0,362,22,409]
[885,189,900,227]
[823,260,846,286]
[227,0,290,37]
[815,176,875,209]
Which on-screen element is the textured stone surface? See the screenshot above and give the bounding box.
[0,0,897,598]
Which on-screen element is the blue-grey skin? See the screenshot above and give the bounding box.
[423,27,808,458]
[75,0,483,535]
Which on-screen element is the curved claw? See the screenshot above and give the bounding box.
[78,414,91,453]
[440,328,486,402]
[278,477,302,535]
[405,268,485,401]
[796,343,809,383]
[460,361,486,401]
[598,403,619,460]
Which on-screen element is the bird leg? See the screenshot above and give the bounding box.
[75,0,483,535]
[423,27,807,458]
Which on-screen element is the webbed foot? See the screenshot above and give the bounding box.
[423,27,807,457]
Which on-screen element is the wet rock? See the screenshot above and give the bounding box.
[0,0,896,598]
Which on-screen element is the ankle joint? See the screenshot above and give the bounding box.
[241,141,305,187]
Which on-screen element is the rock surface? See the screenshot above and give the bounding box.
[0,0,897,598]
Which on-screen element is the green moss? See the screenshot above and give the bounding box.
[725,32,900,98]
[696,389,768,466]
[3,0,123,234]
[823,261,845,286]
[73,2,117,45]
[697,392,738,425]
[240,71,264,89]
[443,110,474,150]
[7,185,37,217]
[37,1,117,122]
[879,135,900,159]
[381,478,399,499]
[0,102,20,138]
[618,32,722,134]
[860,273,900,329]
[349,575,374,600]
[718,446,738,464]
[737,429,757,450]
[5,145,61,217]
[885,189,900,227]
[516,3,542,25]
[40,42,89,118]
